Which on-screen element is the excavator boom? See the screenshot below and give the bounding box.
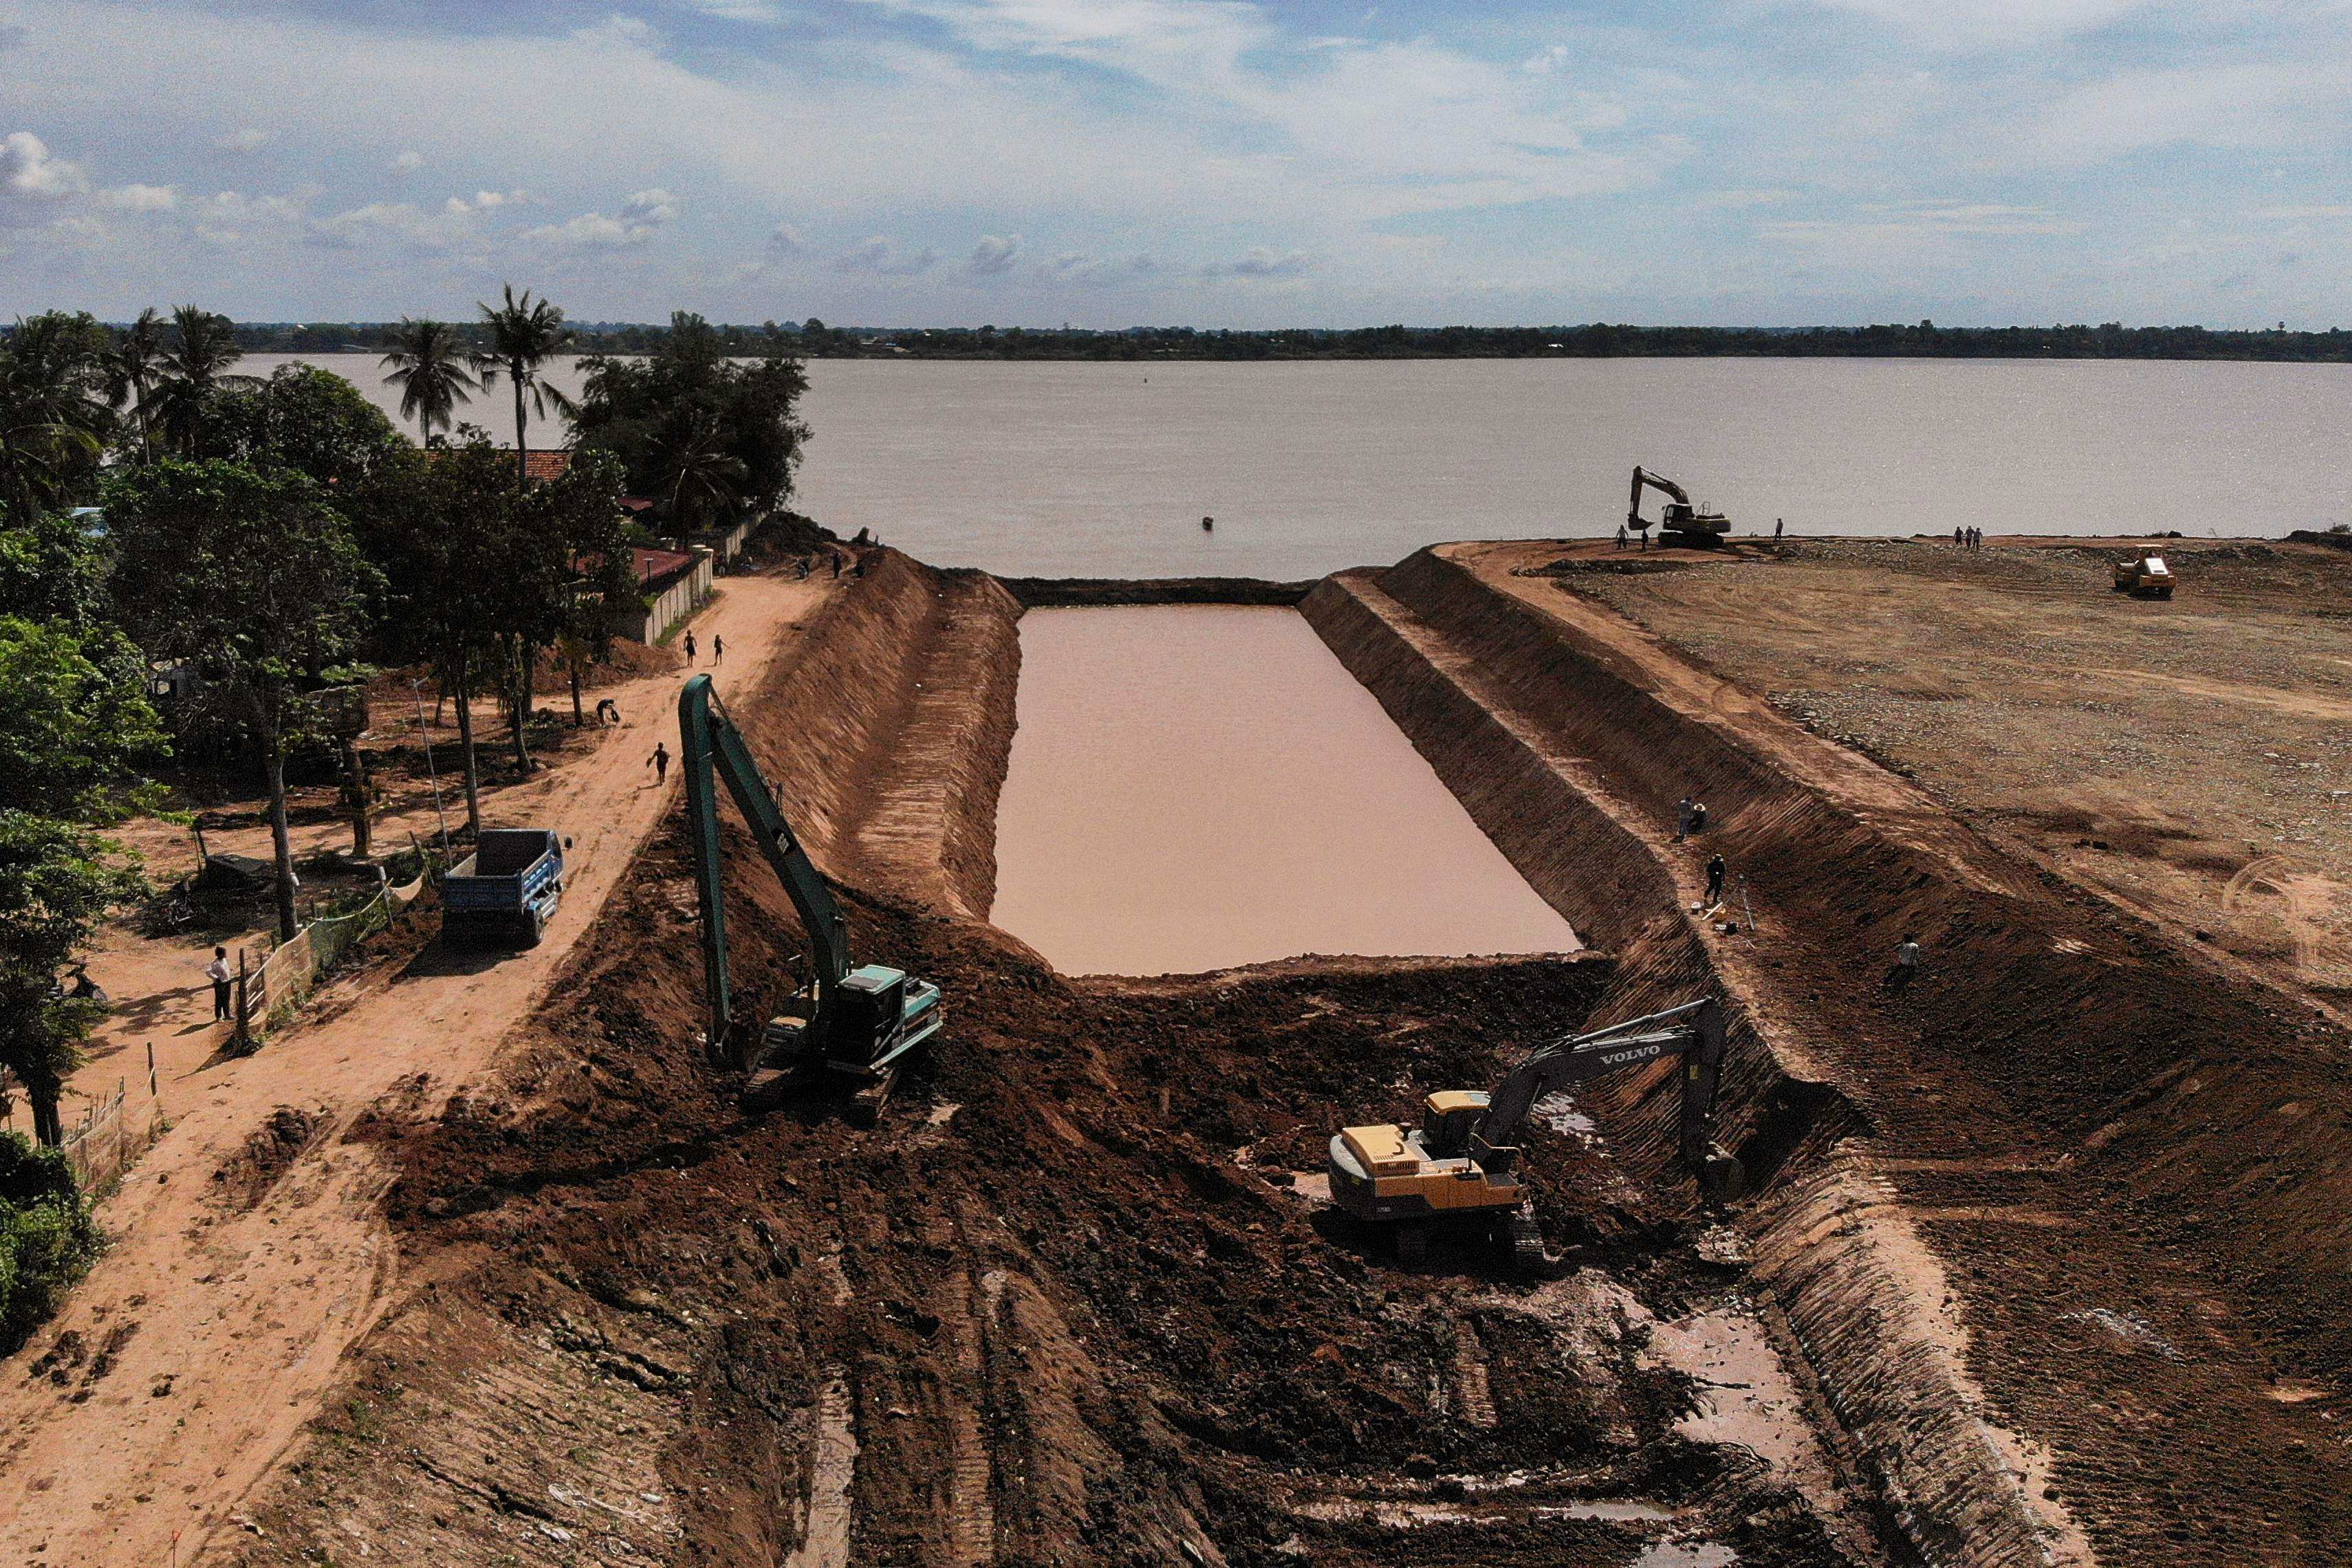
[677,674,941,1108]
[1626,465,1730,544]
[1474,998,1725,1173]
[680,674,851,1050]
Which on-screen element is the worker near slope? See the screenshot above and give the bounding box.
[1616,523,1629,550]
[1676,794,1696,842]
[206,946,232,1022]
[1706,853,1727,907]
[683,631,697,666]
[649,742,671,785]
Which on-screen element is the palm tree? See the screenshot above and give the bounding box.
[379,318,481,447]
[474,285,575,490]
[650,413,746,540]
[0,313,113,525]
[149,304,258,455]
[101,307,170,462]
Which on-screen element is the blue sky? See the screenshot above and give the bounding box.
[3,0,2347,327]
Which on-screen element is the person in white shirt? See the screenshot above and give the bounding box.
[205,946,232,1022]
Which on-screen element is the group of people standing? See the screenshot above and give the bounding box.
[1952,526,1988,549]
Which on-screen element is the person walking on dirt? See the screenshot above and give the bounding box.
[1675,795,1695,842]
[649,743,670,785]
[1705,854,1727,906]
[1776,518,1785,540]
[683,631,697,666]
[712,634,725,664]
[206,947,232,1022]
[1953,526,1964,547]
[1615,523,1628,550]
[594,697,620,726]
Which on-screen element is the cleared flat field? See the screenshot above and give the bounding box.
[1534,534,2352,1005]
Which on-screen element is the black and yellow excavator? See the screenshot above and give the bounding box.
[678,674,944,1122]
[1629,466,1731,547]
[1327,997,1743,1269]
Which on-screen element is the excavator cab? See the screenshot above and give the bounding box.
[1421,1089,1488,1160]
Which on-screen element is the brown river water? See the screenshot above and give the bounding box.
[988,606,1578,974]
[261,353,2352,578]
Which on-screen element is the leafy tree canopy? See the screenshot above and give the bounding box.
[574,311,809,532]
[188,362,410,492]
[0,616,168,823]
[104,459,374,697]
[0,312,114,526]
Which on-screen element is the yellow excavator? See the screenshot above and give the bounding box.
[1629,466,1731,548]
[1327,998,1743,1269]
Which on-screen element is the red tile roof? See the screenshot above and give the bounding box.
[630,547,697,587]
[421,446,574,483]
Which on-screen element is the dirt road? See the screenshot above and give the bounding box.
[0,571,831,1568]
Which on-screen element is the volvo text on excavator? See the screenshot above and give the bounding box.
[1629,466,1732,548]
[677,674,944,1123]
[1327,997,1743,1270]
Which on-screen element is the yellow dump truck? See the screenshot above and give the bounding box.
[2114,554,2175,598]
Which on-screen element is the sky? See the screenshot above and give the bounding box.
[3,0,2349,329]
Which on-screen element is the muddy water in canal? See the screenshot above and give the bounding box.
[990,605,1578,974]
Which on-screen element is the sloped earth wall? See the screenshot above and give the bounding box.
[1307,546,2352,1565]
[213,554,1864,1568]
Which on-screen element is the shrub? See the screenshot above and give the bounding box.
[0,1131,101,1353]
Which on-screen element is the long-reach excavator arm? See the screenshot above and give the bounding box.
[677,674,943,1104]
[679,674,849,1043]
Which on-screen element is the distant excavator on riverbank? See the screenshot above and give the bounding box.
[1629,466,1731,547]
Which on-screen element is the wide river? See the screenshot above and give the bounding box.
[260,353,2352,579]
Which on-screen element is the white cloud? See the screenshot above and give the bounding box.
[391,149,424,172]
[1205,245,1311,277]
[1792,0,2157,50]
[680,0,787,19]
[834,234,937,274]
[191,188,308,244]
[2018,63,2352,166]
[523,190,677,249]
[100,182,177,211]
[1,130,89,217]
[216,127,270,153]
[968,232,1019,274]
[2257,204,2352,219]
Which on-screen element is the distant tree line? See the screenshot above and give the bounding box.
[31,316,2351,363]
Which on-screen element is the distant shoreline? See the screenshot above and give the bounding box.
[204,320,2352,364]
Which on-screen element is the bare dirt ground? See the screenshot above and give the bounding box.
[1533,534,2352,1010]
[0,571,833,1568]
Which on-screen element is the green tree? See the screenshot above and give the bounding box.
[574,312,809,530]
[474,285,575,490]
[0,313,114,527]
[149,305,259,457]
[104,461,373,941]
[0,618,168,823]
[379,318,481,446]
[0,811,135,1146]
[367,439,510,831]
[100,307,170,464]
[0,1128,104,1350]
[188,362,409,490]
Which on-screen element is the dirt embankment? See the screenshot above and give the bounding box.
[212,552,1867,1568]
[1314,543,2352,1565]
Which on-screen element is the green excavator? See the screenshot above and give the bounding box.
[678,674,945,1121]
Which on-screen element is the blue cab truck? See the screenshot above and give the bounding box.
[441,829,569,948]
